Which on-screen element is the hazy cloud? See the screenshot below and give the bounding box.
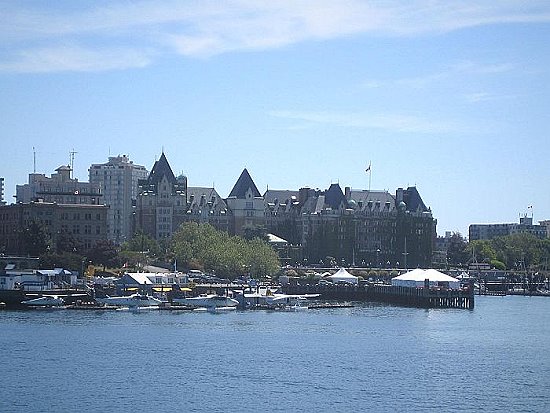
[269,109,456,134]
[1,1,549,72]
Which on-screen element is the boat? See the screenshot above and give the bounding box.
[21,295,65,307]
[95,293,162,308]
[172,294,239,309]
[241,287,320,309]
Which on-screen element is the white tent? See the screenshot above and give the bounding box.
[325,268,359,285]
[391,269,460,289]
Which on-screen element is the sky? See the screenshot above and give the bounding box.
[1,1,550,237]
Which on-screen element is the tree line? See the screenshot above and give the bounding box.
[446,232,550,271]
[15,221,281,278]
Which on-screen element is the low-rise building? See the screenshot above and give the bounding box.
[16,165,102,205]
[469,215,547,241]
[0,201,108,254]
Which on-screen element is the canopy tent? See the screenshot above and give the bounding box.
[324,268,359,285]
[391,269,460,289]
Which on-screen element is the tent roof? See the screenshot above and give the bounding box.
[267,233,288,244]
[392,269,458,283]
[326,268,358,280]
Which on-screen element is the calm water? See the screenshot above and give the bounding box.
[1,296,550,413]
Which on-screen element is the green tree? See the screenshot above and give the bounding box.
[18,220,49,256]
[446,232,469,267]
[55,230,81,254]
[87,239,120,271]
[122,231,160,256]
[170,222,280,278]
[470,240,497,263]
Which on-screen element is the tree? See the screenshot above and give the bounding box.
[122,231,160,256]
[170,222,280,278]
[18,220,49,256]
[55,230,81,254]
[470,240,497,263]
[446,232,469,267]
[87,239,120,271]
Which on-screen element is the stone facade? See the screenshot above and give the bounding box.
[0,201,108,254]
[16,165,102,205]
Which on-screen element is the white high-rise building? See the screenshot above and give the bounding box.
[0,177,5,205]
[89,155,148,243]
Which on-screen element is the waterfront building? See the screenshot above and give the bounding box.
[184,186,230,233]
[263,179,435,268]
[16,165,102,205]
[89,155,148,243]
[433,231,454,266]
[135,153,188,239]
[0,201,108,254]
[225,168,265,237]
[469,215,548,241]
[539,220,550,238]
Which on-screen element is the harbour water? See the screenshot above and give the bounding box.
[1,296,549,412]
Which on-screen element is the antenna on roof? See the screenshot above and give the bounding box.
[33,146,36,173]
[69,149,77,179]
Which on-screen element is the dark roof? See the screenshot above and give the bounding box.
[187,187,227,210]
[146,153,177,187]
[348,190,396,212]
[402,187,428,212]
[324,183,347,210]
[228,168,261,199]
[263,190,299,204]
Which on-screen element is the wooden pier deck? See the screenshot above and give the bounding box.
[283,283,474,309]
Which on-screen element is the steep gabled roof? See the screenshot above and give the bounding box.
[187,187,227,210]
[348,190,396,212]
[228,168,261,199]
[146,153,177,187]
[324,183,348,210]
[403,187,428,213]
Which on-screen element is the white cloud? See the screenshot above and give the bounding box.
[269,109,455,134]
[0,44,153,73]
[1,1,549,72]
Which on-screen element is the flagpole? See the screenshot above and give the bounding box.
[366,161,372,192]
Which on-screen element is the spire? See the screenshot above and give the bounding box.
[146,152,177,186]
[228,168,261,198]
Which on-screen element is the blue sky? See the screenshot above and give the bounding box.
[1,1,550,237]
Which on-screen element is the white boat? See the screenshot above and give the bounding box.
[172,294,238,309]
[242,288,320,309]
[95,293,162,308]
[21,292,88,307]
[21,295,65,307]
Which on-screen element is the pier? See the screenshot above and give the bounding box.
[283,282,474,309]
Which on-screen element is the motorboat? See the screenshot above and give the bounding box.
[95,293,162,308]
[242,287,319,309]
[21,292,88,307]
[172,294,238,309]
[21,295,65,307]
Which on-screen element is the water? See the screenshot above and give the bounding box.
[1,296,550,412]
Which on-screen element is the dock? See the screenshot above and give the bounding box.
[283,283,474,309]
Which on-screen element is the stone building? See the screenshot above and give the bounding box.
[183,186,230,233]
[16,165,102,205]
[135,153,187,240]
[264,181,435,268]
[469,215,547,241]
[225,168,265,237]
[0,201,108,254]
